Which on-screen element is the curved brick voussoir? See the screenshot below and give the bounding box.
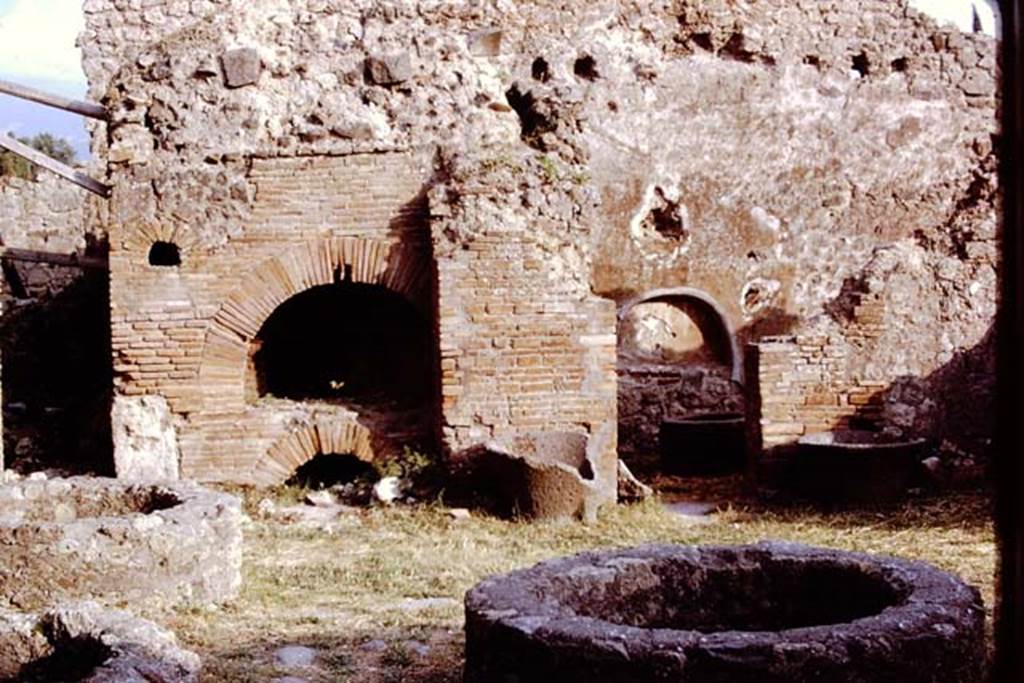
[464,542,985,682]
[0,477,242,610]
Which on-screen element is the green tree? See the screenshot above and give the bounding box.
[0,133,78,180]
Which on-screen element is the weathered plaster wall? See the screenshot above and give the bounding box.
[79,0,997,481]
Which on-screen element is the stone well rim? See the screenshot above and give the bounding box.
[465,541,983,645]
[0,476,235,530]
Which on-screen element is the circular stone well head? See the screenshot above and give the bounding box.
[464,542,985,683]
[0,477,243,610]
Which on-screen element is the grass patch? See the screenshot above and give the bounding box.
[141,486,994,682]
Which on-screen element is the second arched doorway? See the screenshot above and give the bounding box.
[617,287,745,473]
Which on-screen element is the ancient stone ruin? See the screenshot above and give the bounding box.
[464,542,986,682]
[2,0,971,502]
[0,0,998,510]
[0,0,1000,679]
[0,601,200,682]
[0,476,239,680]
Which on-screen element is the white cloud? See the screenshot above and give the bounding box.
[0,0,85,86]
[910,0,999,36]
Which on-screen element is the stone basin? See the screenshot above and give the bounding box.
[0,601,200,682]
[0,477,242,610]
[464,542,984,682]
[793,430,929,504]
[659,412,746,475]
[481,431,616,523]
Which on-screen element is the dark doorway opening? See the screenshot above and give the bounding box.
[286,452,378,490]
[249,282,430,406]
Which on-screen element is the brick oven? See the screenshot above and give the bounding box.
[105,147,618,487]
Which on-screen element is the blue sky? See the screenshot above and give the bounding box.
[0,1,1001,163]
[0,0,89,159]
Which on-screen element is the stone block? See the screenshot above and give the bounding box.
[221,48,261,88]
[364,53,412,85]
[111,394,180,481]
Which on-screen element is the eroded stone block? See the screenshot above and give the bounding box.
[111,395,180,481]
[221,48,261,88]
[364,53,412,85]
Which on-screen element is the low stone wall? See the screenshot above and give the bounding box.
[0,173,102,301]
[0,478,242,610]
[617,361,743,459]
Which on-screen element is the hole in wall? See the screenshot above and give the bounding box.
[286,452,378,490]
[851,52,870,77]
[803,55,821,68]
[642,188,688,243]
[505,85,557,143]
[891,57,909,72]
[741,278,782,317]
[531,57,550,82]
[573,55,599,81]
[690,32,714,51]
[148,241,181,267]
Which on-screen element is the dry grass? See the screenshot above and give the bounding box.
[138,483,995,682]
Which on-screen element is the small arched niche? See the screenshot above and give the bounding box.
[148,241,181,267]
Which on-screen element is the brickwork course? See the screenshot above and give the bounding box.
[26,0,994,483]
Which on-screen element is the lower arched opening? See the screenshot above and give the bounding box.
[286,452,378,490]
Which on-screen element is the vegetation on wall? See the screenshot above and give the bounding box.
[0,133,76,180]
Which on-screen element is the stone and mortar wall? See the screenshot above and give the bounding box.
[430,151,618,488]
[78,0,624,485]
[619,364,742,459]
[79,0,997,481]
[586,1,999,458]
[0,174,102,300]
[748,242,997,461]
[107,151,435,483]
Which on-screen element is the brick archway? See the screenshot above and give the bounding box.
[618,286,743,383]
[249,418,376,485]
[197,237,431,413]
